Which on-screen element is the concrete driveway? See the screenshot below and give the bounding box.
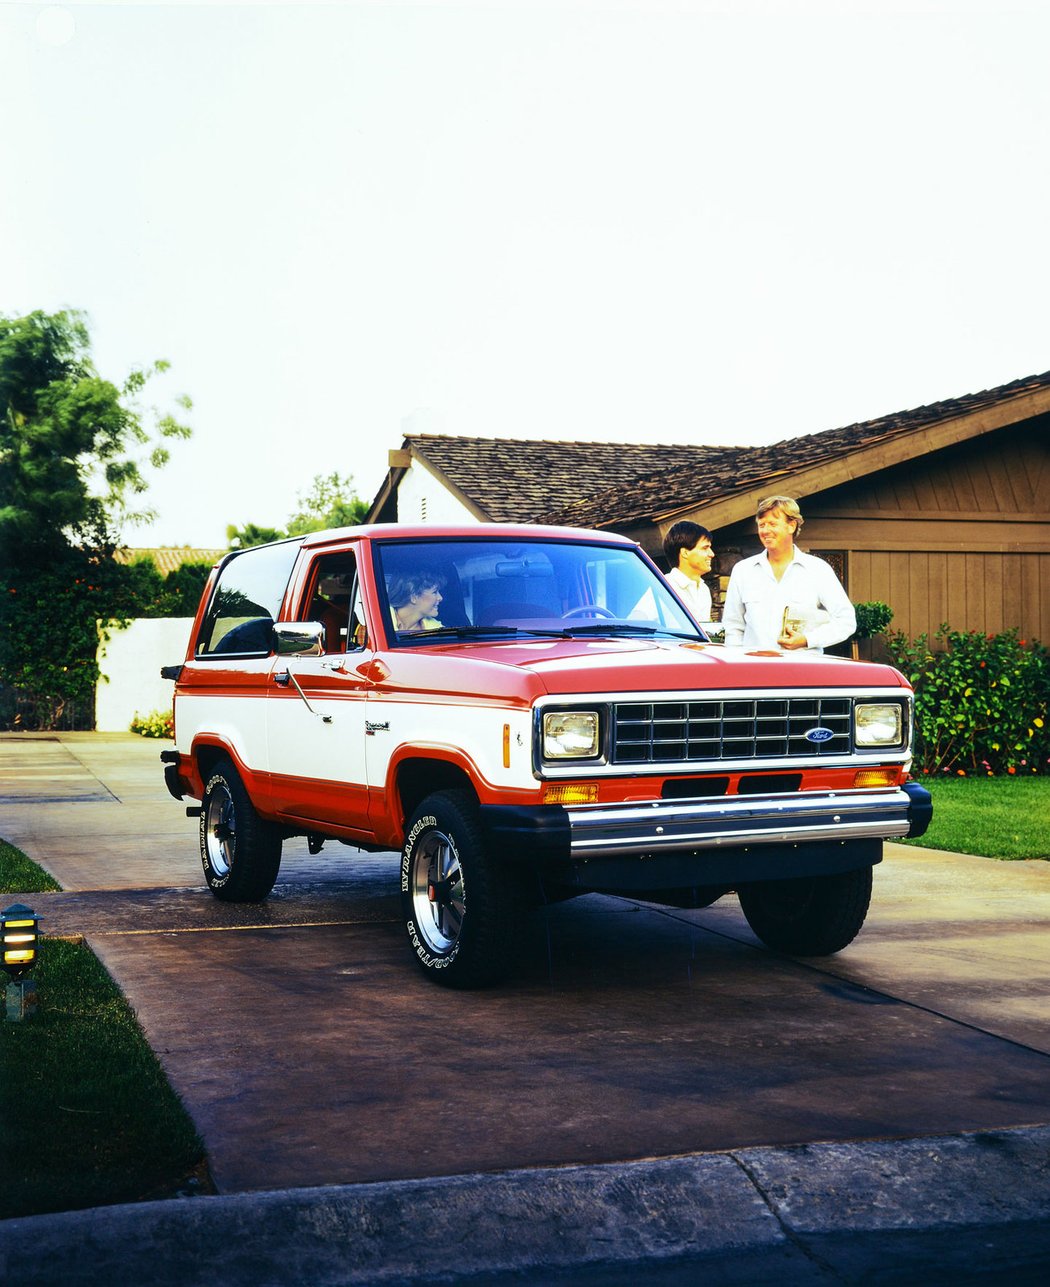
[2,732,1050,1284]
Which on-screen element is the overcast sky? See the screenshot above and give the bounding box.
[3,0,1049,550]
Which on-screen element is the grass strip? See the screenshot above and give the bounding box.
[0,838,61,893]
[0,842,210,1219]
[902,775,1049,861]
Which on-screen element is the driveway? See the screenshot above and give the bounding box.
[2,732,1050,1283]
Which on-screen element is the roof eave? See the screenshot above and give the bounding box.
[656,381,1050,534]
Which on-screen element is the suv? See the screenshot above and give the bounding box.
[161,523,931,987]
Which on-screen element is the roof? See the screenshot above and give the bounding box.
[365,367,1050,535]
[114,547,225,576]
[373,436,737,523]
[539,368,1050,531]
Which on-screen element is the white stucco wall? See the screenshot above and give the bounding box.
[95,618,194,732]
[398,461,478,523]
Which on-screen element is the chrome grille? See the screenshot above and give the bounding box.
[611,697,852,764]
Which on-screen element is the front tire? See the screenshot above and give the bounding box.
[737,866,872,956]
[401,790,520,988]
[200,757,282,902]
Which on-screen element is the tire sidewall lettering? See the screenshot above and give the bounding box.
[406,919,458,969]
[201,771,232,888]
[402,813,462,968]
[400,814,438,893]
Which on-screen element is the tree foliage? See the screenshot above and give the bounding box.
[0,310,193,729]
[287,471,369,535]
[227,471,368,548]
[1,310,191,552]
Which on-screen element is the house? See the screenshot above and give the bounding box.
[365,370,1050,647]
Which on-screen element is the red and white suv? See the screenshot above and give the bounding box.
[162,523,931,987]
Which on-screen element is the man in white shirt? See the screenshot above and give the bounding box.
[722,496,855,652]
[662,521,715,623]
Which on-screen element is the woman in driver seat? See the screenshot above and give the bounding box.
[388,571,445,633]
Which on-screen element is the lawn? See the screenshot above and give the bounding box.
[1,843,210,1219]
[0,838,61,892]
[901,775,1049,861]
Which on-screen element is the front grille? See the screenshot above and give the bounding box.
[611,697,852,764]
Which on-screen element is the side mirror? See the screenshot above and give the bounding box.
[273,621,325,657]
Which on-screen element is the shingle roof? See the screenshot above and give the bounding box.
[537,368,1050,529]
[402,435,739,523]
[114,547,225,576]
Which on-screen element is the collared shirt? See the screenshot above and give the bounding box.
[721,547,856,652]
[666,565,712,623]
[390,606,442,633]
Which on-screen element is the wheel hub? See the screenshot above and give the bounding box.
[428,877,453,904]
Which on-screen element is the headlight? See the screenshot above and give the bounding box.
[543,711,600,759]
[855,703,904,747]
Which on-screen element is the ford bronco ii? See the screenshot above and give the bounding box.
[161,523,931,987]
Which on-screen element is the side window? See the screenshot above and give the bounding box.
[298,552,357,653]
[196,541,301,657]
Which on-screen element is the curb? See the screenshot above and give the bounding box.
[3,1126,1049,1286]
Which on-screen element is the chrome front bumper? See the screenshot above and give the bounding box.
[564,786,924,860]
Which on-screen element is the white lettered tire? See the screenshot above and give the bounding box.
[400,789,521,988]
[200,757,282,902]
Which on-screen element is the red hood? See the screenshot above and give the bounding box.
[520,639,907,694]
[376,638,908,702]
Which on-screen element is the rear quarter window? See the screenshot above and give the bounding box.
[196,541,302,657]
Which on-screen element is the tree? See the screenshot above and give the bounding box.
[1,310,191,553]
[287,471,369,534]
[225,521,285,550]
[227,471,369,548]
[0,309,193,729]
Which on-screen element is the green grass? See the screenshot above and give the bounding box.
[0,845,210,1219]
[902,775,1050,861]
[0,838,61,893]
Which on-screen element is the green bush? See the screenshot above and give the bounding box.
[884,624,1049,776]
[853,601,893,638]
[130,708,174,739]
[0,555,210,731]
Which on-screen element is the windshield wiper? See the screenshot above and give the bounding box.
[562,623,702,641]
[406,625,572,641]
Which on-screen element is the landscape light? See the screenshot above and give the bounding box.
[1,904,40,981]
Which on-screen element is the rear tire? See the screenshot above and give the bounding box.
[401,789,520,988]
[737,866,872,956]
[200,757,282,902]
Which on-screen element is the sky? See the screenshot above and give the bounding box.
[2,0,1049,550]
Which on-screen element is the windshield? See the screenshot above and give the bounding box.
[373,536,704,643]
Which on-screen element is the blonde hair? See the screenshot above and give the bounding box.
[756,495,804,534]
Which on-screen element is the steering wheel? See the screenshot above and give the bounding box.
[563,604,616,619]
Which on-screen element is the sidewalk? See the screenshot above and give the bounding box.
[2,732,1049,1283]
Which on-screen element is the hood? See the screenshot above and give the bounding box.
[379,637,907,702]
[520,639,908,695]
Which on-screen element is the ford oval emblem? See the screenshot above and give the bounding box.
[804,727,836,744]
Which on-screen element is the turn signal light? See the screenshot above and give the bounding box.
[853,768,899,789]
[543,784,599,805]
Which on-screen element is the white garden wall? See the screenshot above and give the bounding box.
[95,618,194,732]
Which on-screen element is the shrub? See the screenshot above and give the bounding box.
[883,624,1049,775]
[853,601,893,638]
[130,708,174,739]
[1,555,210,731]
